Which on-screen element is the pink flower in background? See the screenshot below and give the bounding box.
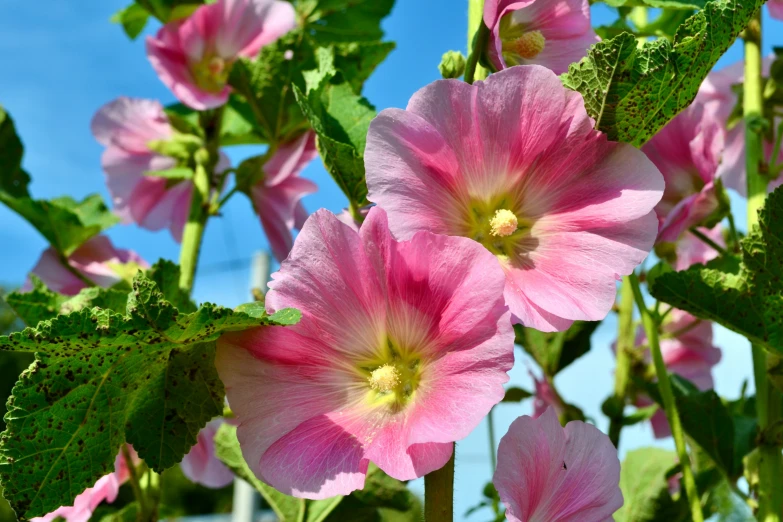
[250,132,318,262]
[32,447,135,522]
[91,97,229,242]
[146,0,296,109]
[674,225,725,271]
[642,102,724,242]
[635,310,721,438]
[493,407,623,522]
[698,59,782,196]
[365,66,663,332]
[529,370,564,419]
[769,0,783,20]
[336,206,372,232]
[216,207,513,499]
[25,235,148,296]
[483,0,598,74]
[181,418,235,489]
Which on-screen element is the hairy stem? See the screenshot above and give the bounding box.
[689,228,727,256]
[629,274,703,522]
[745,12,783,521]
[608,276,635,449]
[178,108,223,294]
[467,0,488,82]
[122,446,148,517]
[424,445,455,522]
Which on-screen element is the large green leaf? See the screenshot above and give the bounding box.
[561,0,762,146]
[0,106,119,256]
[0,269,300,520]
[299,0,395,44]
[514,321,599,376]
[649,186,783,355]
[110,4,150,40]
[294,47,377,207]
[614,448,678,522]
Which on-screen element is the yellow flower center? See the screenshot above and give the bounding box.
[489,209,519,237]
[504,30,546,60]
[369,364,401,393]
[191,54,232,93]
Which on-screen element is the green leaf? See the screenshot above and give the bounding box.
[228,30,312,143]
[0,269,299,519]
[514,321,599,376]
[561,0,762,146]
[98,502,140,522]
[502,386,533,403]
[301,0,395,44]
[294,47,377,207]
[614,448,678,522]
[110,4,150,40]
[0,106,30,199]
[165,100,263,146]
[332,42,395,93]
[135,0,204,23]
[649,186,783,354]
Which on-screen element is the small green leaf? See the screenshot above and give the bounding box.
[621,404,659,426]
[514,321,599,376]
[110,4,150,40]
[502,386,533,403]
[0,268,299,519]
[615,448,679,522]
[135,0,204,23]
[561,0,762,146]
[649,186,783,355]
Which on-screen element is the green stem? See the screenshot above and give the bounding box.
[122,446,148,517]
[745,12,783,521]
[424,446,455,522]
[608,276,635,449]
[689,228,728,256]
[630,6,648,45]
[629,274,704,522]
[58,252,96,288]
[178,108,223,294]
[144,469,161,522]
[726,212,740,252]
[487,408,497,472]
[467,0,489,82]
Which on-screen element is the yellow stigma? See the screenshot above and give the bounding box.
[508,30,546,59]
[489,209,519,237]
[369,364,401,393]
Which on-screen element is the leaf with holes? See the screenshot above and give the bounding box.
[0,269,300,519]
[560,0,762,146]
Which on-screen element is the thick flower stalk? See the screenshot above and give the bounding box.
[146,0,296,110]
[180,418,235,489]
[483,0,598,74]
[493,407,623,521]
[216,207,514,499]
[24,235,147,295]
[250,132,318,262]
[91,97,229,242]
[365,65,664,332]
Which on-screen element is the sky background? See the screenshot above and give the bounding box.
[0,1,780,520]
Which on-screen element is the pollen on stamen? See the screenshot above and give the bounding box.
[509,30,546,59]
[489,209,519,237]
[369,364,400,393]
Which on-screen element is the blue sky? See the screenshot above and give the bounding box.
[0,1,780,519]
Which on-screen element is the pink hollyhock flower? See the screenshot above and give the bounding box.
[365,65,663,332]
[91,97,230,242]
[250,132,318,262]
[493,407,623,522]
[698,59,782,196]
[146,0,296,110]
[673,225,724,271]
[25,235,148,296]
[642,103,724,243]
[32,447,136,522]
[181,418,235,489]
[769,0,783,20]
[529,370,564,419]
[483,0,599,74]
[635,310,721,438]
[216,207,514,499]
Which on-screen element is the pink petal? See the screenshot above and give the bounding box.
[494,408,623,522]
[181,418,235,488]
[674,225,723,271]
[770,0,783,21]
[91,97,171,151]
[524,30,599,75]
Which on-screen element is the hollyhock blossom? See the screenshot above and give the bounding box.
[673,225,725,271]
[365,66,663,332]
[635,310,721,438]
[483,0,599,74]
[146,0,296,110]
[769,0,783,20]
[493,407,623,522]
[91,97,230,242]
[642,103,724,242]
[698,59,782,196]
[32,447,135,522]
[25,235,148,296]
[250,132,318,262]
[181,418,235,488]
[216,207,514,498]
[529,370,564,419]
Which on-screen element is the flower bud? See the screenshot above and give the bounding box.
[438,50,466,79]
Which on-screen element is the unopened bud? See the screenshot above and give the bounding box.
[439,50,467,79]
